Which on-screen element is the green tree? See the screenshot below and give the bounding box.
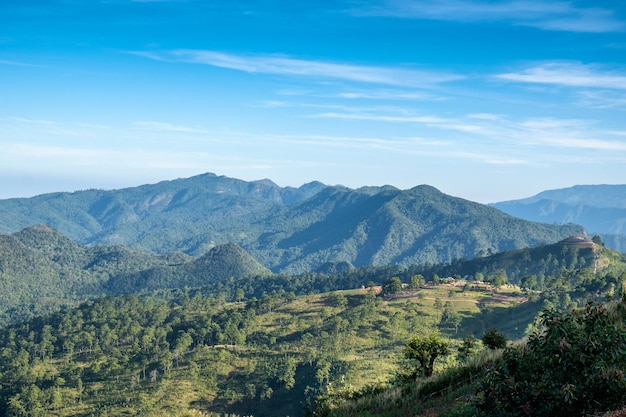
[481,327,507,350]
[409,274,424,290]
[458,334,476,362]
[330,292,348,310]
[403,332,449,378]
[492,274,508,290]
[383,277,403,297]
[433,298,443,321]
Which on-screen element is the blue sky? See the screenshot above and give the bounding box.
[1,0,625,202]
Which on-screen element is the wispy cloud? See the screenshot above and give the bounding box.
[577,90,626,109]
[307,107,626,157]
[331,89,442,101]
[133,121,208,133]
[132,50,463,87]
[496,62,626,89]
[358,0,625,33]
[0,59,41,67]
[311,112,449,124]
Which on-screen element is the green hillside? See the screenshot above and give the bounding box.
[2,225,624,331]
[106,242,272,294]
[0,174,585,272]
[0,225,174,325]
[418,236,601,283]
[1,226,625,416]
[0,226,259,326]
[314,299,626,417]
[0,281,530,417]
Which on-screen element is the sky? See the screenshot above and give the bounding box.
[1,0,625,203]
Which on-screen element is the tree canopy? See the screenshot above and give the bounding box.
[403,332,449,378]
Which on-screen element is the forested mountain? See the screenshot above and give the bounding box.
[0,226,259,325]
[492,184,626,252]
[0,173,585,273]
[417,236,604,285]
[249,185,584,272]
[2,224,625,330]
[105,242,271,294]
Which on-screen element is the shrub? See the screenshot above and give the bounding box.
[473,302,626,416]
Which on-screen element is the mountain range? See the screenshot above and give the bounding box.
[2,223,624,329]
[0,173,585,273]
[491,184,626,252]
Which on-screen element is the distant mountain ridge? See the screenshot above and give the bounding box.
[0,173,585,273]
[492,185,626,252]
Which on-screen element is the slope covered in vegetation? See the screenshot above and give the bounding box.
[315,299,626,417]
[0,282,529,417]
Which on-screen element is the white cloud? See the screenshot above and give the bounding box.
[360,0,625,33]
[305,107,626,157]
[133,50,463,87]
[577,90,626,109]
[332,89,441,101]
[496,62,626,89]
[467,113,502,120]
[309,112,450,124]
[539,137,626,152]
[133,121,208,133]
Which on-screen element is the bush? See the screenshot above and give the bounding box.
[481,327,507,350]
[473,302,626,417]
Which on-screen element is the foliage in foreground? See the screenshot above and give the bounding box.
[314,299,626,417]
[473,301,626,416]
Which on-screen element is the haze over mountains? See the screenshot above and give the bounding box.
[492,185,626,252]
[0,173,585,273]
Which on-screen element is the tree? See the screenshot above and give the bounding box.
[458,334,476,362]
[409,274,424,290]
[482,327,507,349]
[403,332,449,378]
[492,274,508,290]
[433,298,443,321]
[383,277,403,297]
[330,292,348,310]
